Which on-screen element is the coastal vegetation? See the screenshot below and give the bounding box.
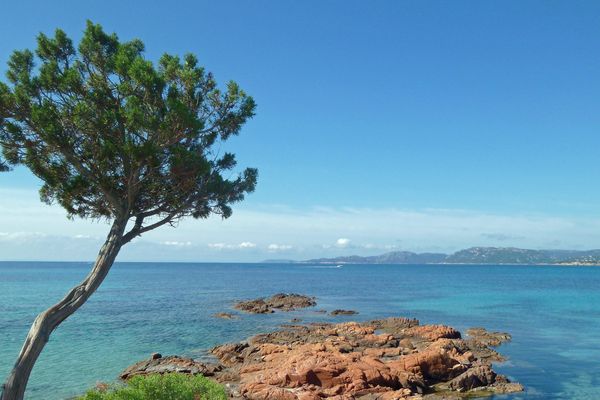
[78,373,226,400]
[0,21,257,400]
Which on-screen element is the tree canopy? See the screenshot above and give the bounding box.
[0,21,257,238]
[0,22,259,400]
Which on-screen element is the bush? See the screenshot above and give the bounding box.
[79,373,227,400]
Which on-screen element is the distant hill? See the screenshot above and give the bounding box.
[294,247,600,265]
[262,259,296,264]
[305,251,446,265]
[445,247,600,265]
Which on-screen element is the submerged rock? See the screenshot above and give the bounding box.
[214,312,238,319]
[330,309,359,316]
[234,293,317,314]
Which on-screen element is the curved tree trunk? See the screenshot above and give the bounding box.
[1,217,128,400]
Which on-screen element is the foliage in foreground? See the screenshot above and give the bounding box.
[78,373,227,400]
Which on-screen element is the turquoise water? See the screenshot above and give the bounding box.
[1,262,600,400]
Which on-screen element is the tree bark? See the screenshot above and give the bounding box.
[1,217,128,400]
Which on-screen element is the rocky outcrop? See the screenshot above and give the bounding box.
[447,364,496,391]
[122,318,523,399]
[120,355,222,379]
[403,325,461,342]
[369,317,420,332]
[210,318,522,399]
[234,293,317,314]
[463,327,513,362]
[466,327,511,347]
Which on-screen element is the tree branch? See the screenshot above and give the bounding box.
[121,211,178,244]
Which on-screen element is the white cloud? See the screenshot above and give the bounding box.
[208,243,228,249]
[208,242,256,250]
[0,231,48,241]
[74,234,94,239]
[361,243,400,250]
[5,187,600,261]
[161,241,193,247]
[267,243,293,252]
[335,238,351,247]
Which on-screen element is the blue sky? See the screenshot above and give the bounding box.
[1,1,600,261]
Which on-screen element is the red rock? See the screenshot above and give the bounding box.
[389,347,466,381]
[124,317,522,399]
[466,327,512,347]
[404,325,461,341]
[234,293,316,314]
[448,364,496,391]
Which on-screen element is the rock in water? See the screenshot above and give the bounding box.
[213,312,238,319]
[234,293,316,314]
[466,327,512,346]
[330,309,359,316]
[124,317,523,399]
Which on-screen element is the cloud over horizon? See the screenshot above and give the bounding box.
[2,188,600,262]
[207,241,257,250]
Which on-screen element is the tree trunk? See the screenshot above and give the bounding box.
[1,217,128,400]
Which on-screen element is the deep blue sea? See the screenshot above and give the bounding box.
[1,262,599,400]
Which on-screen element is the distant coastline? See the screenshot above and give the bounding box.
[264,246,600,266]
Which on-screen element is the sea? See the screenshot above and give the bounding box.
[1,262,599,399]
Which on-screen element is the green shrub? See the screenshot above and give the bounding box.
[79,373,227,400]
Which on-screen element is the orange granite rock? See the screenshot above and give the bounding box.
[123,317,523,399]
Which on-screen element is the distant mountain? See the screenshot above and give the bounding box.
[305,251,446,265]
[262,259,296,264]
[444,247,600,265]
[295,247,600,265]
